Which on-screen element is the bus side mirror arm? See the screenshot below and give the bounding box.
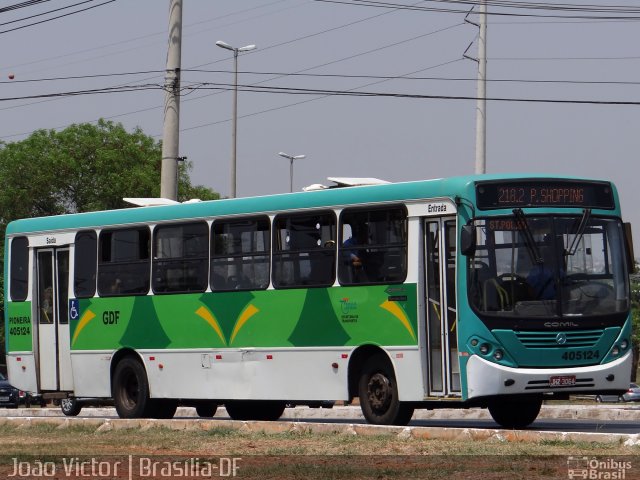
[461,225,476,257]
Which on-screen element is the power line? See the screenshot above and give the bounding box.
[0,3,458,130]
[0,69,166,84]
[411,0,640,14]
[185,68,640,86]
[0,0,53,14]
[184,81,640,106]
[2,69,640,142]
[3,78,640,105]
[0,0,99,27]
[311,0,640,19]
[0,83,162,102]
[0,0,300,73]
[7,66,640,87]
[0,0,116,35]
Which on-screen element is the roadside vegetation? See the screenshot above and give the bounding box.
[0,422,635,456]
[0,422,636,479]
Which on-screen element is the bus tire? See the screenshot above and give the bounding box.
[195,402,218,418]
[60,397,82,417]
[225,400,285,421]
[488,396,542,429]
[112,356,151,419]
[358,354,414,426]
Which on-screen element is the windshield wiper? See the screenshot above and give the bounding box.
[513,208,542,264]
[566,209,592,256]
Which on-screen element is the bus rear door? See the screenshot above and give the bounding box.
[35,248,71,391]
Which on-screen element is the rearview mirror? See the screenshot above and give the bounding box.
[461,225,476,256]
[624,222,635,273]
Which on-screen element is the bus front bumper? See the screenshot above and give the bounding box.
[465,351,632,399]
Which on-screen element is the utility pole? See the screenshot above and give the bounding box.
[475,0,487,175]
[160,0,183,200]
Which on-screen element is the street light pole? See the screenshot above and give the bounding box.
[278,152,306,192]
[216,40,256,198]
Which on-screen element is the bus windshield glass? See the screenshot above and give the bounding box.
[468,215,629,319]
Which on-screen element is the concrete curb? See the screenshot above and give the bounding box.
[2,404,640,421]
[0,405,638,445]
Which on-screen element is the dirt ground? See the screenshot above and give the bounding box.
[0,421,638,479]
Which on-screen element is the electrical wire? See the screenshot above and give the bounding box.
[182,81,640,106]
[0,0,53,14]
[0,0,99,27]
[6,65,640,88]
[311,0,640,19]
[184,68,640,86]
[0,0,116,35]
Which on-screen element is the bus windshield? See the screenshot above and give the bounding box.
[468,214,629,319]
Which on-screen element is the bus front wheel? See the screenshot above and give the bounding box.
[112,357,151,419]
[358,354,414,426]
[488,396,542,429]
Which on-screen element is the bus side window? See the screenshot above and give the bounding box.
[97,228,150,296]
[10,236,29,302]
[152,222,208,294]
[211,216,270,291]
[272,211,336,288]
[338,206,407,286]
[74,230,97,298]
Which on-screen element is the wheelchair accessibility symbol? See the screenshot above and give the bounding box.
[69,299,80,321]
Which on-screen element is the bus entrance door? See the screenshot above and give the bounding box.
[424,218,460,397]
[35,248,71,391]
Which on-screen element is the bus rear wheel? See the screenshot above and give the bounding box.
[112,357,151,419]
[225,401,286,421]
[358,354,414,426]
[488,396,542,429]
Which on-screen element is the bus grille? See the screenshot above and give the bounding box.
[515,329,604,348]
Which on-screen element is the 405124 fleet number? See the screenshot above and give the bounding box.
[561,350,599,361]
[9,326,31,335]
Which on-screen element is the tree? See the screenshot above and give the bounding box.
[0,120,220,359]
[0,119,218,223]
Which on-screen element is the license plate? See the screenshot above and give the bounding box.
[0,396,9,402]
[549,375,576,387]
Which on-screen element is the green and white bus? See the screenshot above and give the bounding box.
[4,174,635,427]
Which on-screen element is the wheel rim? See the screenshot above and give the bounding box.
[367,373,393,413]
[61,398,73,411]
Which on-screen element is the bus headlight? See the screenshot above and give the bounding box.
[479,343,490,355]
[620,339,629,350]
[611,346,620,356]
[493,349,504,361]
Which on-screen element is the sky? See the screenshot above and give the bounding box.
[1,0,640,252]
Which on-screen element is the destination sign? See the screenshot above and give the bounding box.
[476,180,614,210]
